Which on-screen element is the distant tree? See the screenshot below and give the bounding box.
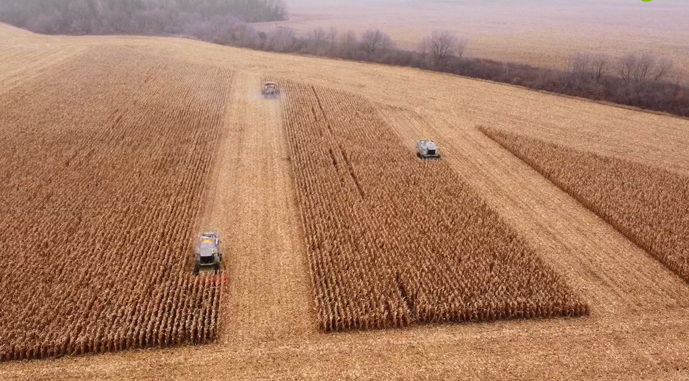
[307,27,328,55]
[616,53,673,86]
[424,30,457,67]
[419,31,468,68]
[327,27,338,51]
[337,30,359,59]
[569,52,611,92]
[208,15,240,44]
[360,29,393,56]
[456,38,468,59]
[570,52,592,80]
[266,27,296,52]
[230,23,259,48]
[590,54,610,82]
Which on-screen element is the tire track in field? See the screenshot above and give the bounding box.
[376,104,689,318]
[199,72,314,344]
[0,44,90,96]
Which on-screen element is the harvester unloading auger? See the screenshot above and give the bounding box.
[193,232,223,275]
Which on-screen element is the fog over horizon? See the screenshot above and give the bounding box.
[0,0,686,79]
[271,0,688,74]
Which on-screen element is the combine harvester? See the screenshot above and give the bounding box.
[262,82,280,98]
[417,140,440,159]
[193,232,223,275]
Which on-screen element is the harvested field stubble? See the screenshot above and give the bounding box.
[481,126,689,283]
[282,82,588,332]
[0,47,230,361]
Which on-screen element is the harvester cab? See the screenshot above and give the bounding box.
[194,232,222,275]
[417,140,440,159]
[262,82,279,98]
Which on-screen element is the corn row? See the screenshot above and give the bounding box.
[0,47,228,361]
[481,127,689,283]
[281,82,588,332]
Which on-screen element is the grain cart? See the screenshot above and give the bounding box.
[262,82,280,98]
[417,140,440,159]
[194,232,222,275]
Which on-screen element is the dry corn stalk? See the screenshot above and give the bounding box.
[481,126,689,283]
[282,81,588,332]
[0,47,228,361]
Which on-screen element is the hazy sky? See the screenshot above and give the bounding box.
[262,0,689,76]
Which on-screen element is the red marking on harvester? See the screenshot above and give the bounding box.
[185,274,227,286]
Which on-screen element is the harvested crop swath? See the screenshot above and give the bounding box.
[0,47,229,361]
[481,127,689,283]
[281,82,588,332]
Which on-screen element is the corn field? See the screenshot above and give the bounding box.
[481,127,689,283]
[282,82,588,332]
[0,47,229,361]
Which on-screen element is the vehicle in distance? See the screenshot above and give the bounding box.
[262,82,280,98]
[417,140,440,159]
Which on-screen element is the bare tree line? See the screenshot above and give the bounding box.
[291,28,686,116]
[563,52,682,111]
[569,52,674,88]
[259,27,686,116]
[0,0,287,35]
[419,30,469,67]
[210,24,687,116]
[0,2,686,116]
